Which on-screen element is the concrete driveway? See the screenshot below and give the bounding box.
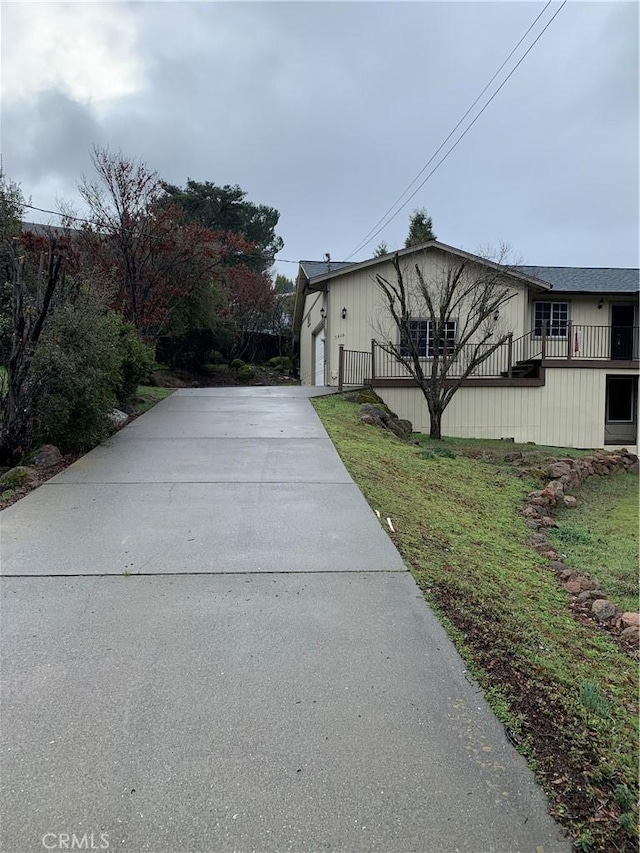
[0,387,570,853]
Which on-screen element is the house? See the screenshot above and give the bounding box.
[293,241,639,451]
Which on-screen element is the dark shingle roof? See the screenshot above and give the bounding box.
[300,260,354,281]
[515,266,639,294]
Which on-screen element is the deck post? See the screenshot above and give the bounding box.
[541,322,547,360]
[567,321,573,360]
[338,345,344,391]
[370,339,376,383]
[507,333,513,379]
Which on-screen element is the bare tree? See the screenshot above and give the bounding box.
[375,248,517,439]
[0,238,66,463]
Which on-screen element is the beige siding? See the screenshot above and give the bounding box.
[378,367,639,452]
[299,292,325,385]
[322,248,530,386]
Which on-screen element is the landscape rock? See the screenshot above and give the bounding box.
[108,409,129,428]
[34,445,62,468]
[539,516,558,527]
[549,560,567,573]
[621,612,640,628]
[564,580,582,595]
[562,495,578,508]
[357,404,412,441]
[591,599,617,623]
[620,625,640,643]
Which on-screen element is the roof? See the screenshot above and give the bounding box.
[515,266,639,294]
[299,260,354,279]
[301,241,550,291]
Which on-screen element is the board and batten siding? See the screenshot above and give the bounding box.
[318,248,529,385]
[377,367,639,451]
[299,292,325,385]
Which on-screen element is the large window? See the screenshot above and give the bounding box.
[534,302,568,338]
[401,319,456,357]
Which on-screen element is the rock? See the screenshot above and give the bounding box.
[547,461,571,478]
[549,560,567,573]
[0,466,31,489]
[526,519,541,529]
[559,568,575,581]
[504,452,524,462]
[621,612,640,628]
[576,576,596,591]
[108,409,129,428]
[620,625,640,643]
[564,580,582,595]
[539,516,558,527]
[522,505,543,518]
[34,444,62,468]
[387,418,413,440]
[358,403,390,423]
[563,495,578,508]
[630,462,640,475]
[576,589,602,604]
[591,599,617,622]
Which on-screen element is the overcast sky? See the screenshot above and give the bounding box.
[1,1,638,277]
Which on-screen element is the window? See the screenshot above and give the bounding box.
[534,302,568,338]
[401,319,456,357]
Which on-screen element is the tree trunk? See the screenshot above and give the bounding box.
[429,411,442,440]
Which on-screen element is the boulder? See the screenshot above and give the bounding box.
[621,612,640,628]
[34,445,62,468]
[108,409,129,428]
[620,625,640,643]
[562,495,578,508]
[591,599,617,623]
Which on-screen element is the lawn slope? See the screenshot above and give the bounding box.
[313,394,638,853]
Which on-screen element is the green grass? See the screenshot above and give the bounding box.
[134,385,174,414]
[548,474,639,613]
[313,393,639,852]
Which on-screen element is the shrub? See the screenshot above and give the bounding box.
[116,323,154,405]
[30,292,122,452]
[230,358,245,371]
[237,364,254,383]
[267,356,292,372]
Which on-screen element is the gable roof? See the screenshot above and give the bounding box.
[515,266,639,294]
[302,241,551,290]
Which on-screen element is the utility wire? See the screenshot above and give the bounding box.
[344,0,566,261]
[345,1,553,261]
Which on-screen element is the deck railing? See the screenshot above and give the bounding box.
[337,325,638,388]
[337,346,372,390]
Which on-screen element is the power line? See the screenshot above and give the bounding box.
[22,203,301,264]
[345,0,553,259]
[344,0,566,261]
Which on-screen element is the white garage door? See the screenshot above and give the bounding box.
[314,332,325,386]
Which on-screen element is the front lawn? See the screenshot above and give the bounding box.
[313,393,638,853]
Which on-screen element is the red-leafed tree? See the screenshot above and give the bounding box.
[220,263,274,361]
[78,146,224,342]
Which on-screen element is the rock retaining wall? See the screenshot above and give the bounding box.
[523,449,639,647]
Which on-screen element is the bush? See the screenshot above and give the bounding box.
[116,323,154,405]
[230,358,245,371]
[30,289,153,453]
[267,356,292,373]
[237,364,254,383]
[31,293,122,452]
